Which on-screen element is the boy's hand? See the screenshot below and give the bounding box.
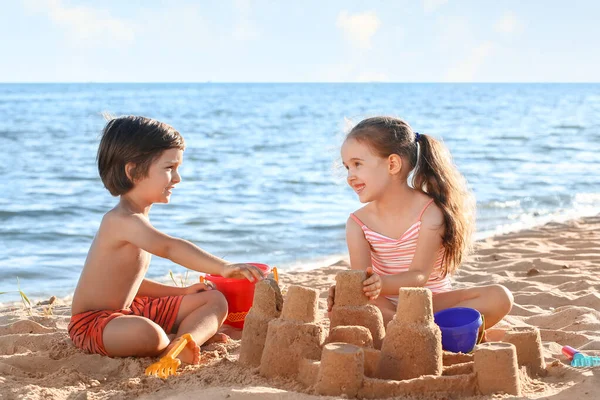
[221,263,265,282]
[363,267,381,300]
[184,281,215,295]
[327,285,336,312]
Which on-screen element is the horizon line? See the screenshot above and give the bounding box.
[1,81,599,84]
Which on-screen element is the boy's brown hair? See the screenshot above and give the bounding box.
[97,116,185,196]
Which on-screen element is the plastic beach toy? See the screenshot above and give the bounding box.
[204,263,277,329]
[145,333,194,378]
[434,307,483,353]
[562,345,600,367]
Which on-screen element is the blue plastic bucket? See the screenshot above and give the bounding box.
[434,307,482,353]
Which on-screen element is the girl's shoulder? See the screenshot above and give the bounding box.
[417,195,444,227]
[348,204,375,225]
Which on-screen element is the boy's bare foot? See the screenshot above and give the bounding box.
[162,336,201,365]
[218,324,243,340]
[203,332,229,345]
[178,337,201,365]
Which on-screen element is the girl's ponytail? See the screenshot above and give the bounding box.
[412,134,474,275]
[347,116,474,275]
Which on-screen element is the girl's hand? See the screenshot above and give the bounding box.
[363,267,381,300]
[183,281,214,295]
[221,263,265,282]
[327,285,336,312]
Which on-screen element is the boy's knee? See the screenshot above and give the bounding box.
[205,290,228,320]
[135,323,170,354]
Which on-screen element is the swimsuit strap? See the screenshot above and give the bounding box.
[349,213,366,227]
[418,199,436,221]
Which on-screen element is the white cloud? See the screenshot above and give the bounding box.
[336,11,381,50]
[444,41,494,82]
[423,0,449,14]
[232,0,259,41]
[138,5,210,51]
[436,15,472,50]
[494,12,523,34]
[23,0,135,46]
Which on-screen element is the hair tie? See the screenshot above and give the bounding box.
[414,132,421,143]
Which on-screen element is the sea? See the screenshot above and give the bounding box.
[1,83,599,303]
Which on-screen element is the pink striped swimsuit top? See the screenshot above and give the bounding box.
[349,199,452,304]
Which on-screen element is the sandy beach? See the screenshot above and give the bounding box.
[1,215,599,400]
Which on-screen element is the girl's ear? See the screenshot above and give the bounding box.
[388,154,402,175]
[125,162,136,182]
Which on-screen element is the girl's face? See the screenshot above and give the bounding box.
[133,148,183,204]
[341,138,391,203]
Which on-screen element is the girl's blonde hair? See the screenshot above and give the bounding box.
[347,116,475,275]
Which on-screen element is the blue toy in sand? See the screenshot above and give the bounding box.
[562,346,600,367]
[434,307,483,353]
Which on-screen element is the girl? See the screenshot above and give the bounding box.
[328,116,513,329]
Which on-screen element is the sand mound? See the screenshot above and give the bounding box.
[1,216,599,399]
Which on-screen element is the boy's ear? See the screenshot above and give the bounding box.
[125,162,136,182]
[388,154,402,175]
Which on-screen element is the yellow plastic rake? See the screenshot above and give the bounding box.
[145,333,194,378]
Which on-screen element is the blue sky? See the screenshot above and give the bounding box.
[2,0,598,82]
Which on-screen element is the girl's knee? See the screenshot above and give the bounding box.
[490,284,514,314]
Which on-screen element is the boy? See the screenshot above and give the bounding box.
[69,116,264,364]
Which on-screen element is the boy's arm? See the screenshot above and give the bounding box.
[137,278,212,298]
[113,213,263,281]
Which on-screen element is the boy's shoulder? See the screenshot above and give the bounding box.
[100,206,147,230]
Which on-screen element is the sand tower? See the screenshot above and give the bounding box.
[315,343,365,397]
[239,279,283,366]
[259,285,325,378]
[474,342,521,396]
[377,287,443,380]
[503,326,546,376]
[329,271,385,349]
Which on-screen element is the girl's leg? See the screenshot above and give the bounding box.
[372,296,397,327]
[167,290,228,363]
[432,284,514,328]
[102,315,170,357]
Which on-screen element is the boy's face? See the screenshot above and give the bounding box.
[341,138,390,203]
[134,148,183,204]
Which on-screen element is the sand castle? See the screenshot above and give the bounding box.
[258,285,325,378]
[329,270,385,349]
[240,270,546,398]
[377,287,442,380]
[238,279,283,366]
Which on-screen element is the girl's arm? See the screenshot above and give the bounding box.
[347,206,445,297]
[378,203,446,295]
[112,213,264,282]
[346,216,383,299]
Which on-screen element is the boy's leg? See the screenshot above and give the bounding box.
[166,290,228,364]
[371,296,397,327]
[102,315,170,357]
[432,284,514,328]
